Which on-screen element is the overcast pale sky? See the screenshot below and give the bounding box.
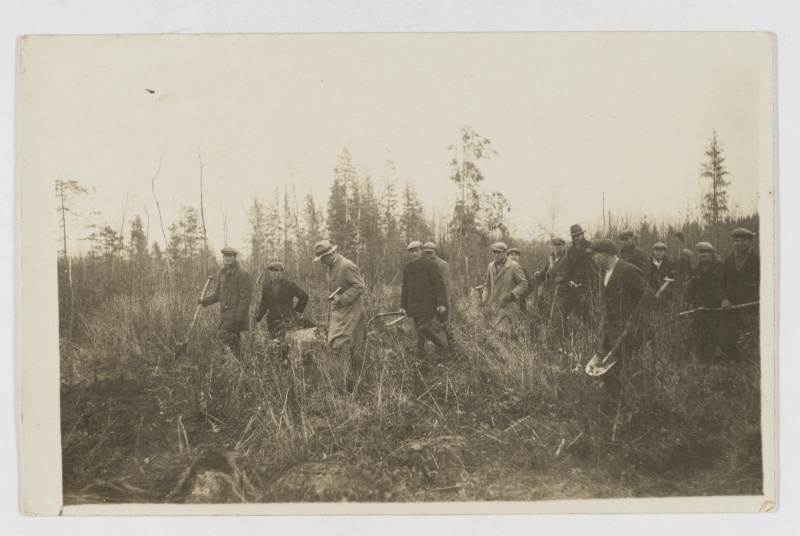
[21,33,771,253]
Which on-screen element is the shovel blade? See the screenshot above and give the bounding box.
[585,353,618,377]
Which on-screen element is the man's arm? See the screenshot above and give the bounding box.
[430,261,447,309]
[253,282,269,322]
[236,271,253,326]
[510,263,529,299]
[200,274,220,306]
[292,281,310,313]
[400,267,409,311]
[338,262,366,306]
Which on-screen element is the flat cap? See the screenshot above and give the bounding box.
[731,228,756,239]
[267,261,285,271]
[588,238,619,255]
[221,246,239,256]
[569,224,585,237]
[313,239,337,261]
[618,229,635,239]
[681,248,694,258]
[653,242,667,250]
[695,241,715,252]
[507,247,521,255]
[407,240,423,250]
[490,242,508,252]
[551,237,566,245]
[422,242,437,252]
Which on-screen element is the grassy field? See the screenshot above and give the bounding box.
[58,239,763,504]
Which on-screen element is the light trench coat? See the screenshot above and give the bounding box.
[326,254,367,349]
[483,258,529,328]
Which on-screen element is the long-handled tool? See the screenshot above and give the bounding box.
[676,301,759,316]
[374,311,406,318]
[585,322,633,377]
[655,278,675,299]
[176,276,214,357]
[386,314,407,327]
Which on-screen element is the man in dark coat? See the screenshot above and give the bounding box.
[647,242,678,297]
[199,246,253,357]
[507,247,534,314]
[718,228,760,360]
[554,224,598,336]
[423,242,456,346]
[401,241,448,358]
[618,229,650,273]
[534,237,567,324]
[685,241,723,361]
[589,239,646,395]
[253,261,309,360]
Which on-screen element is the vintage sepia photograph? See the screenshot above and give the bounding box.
[19,32,775,514]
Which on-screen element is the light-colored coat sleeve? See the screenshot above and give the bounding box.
[482,263,492,302]
[509,263,528,299]
[338,259,366,306]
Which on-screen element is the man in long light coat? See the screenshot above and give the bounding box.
[482,242,528,330]
[314,240,367,392]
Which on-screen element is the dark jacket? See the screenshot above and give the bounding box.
[557,238,597,292]
[620,245,650,273]
[254,278,309,324]
[647,255,678,293]
[719,251,760,305]
[599,260,646,329]
[686,259,723,309]
[401,257,447,319]
[201,261,253,332]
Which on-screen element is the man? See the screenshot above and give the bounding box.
[618,230,650,273]
[199,247,253,358]
[685,242,723,362]
[534,237,567,323]
[507,247,534,313]
[422,242,456,346]
[554,224,597,335]
[253,261,309,360]
[313,239,367,393]
[482,242,528,331]
[647,242,678,296]
[588,239,646,394]
[401,241,448,359]
[718,228,760,361]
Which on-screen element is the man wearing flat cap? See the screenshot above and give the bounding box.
[589,239,646,394]
[507,247,534,314]
[718,228,760,361]
[482,242,528,330]
[554,224,598,336]
[647,242,678,297]
[314,240,367,392]
[422,242,456,346]
[618,230,650,273]
[401,241,449,359]
[685,241,723,361]
[534,237,567,323]
[253,261,309,360]
[199,247,253,357]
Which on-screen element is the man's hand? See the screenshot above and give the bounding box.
[436,305,446,314]
[499,292,515,307]
[331,295,341,306]
[721,299,733,309]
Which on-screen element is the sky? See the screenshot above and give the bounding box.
[21,33,771,253]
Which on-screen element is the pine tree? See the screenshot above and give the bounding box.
[167,206,203,260]
[700,130,731,226]
[400,180,430,243]
[381,158,401,245]
[128,214,148,260]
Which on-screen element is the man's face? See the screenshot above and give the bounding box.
[553,243,565,256]
[592,251,609,269]
[409,247,422,261]
[223,253,236,266]
[653,248,667,260]
[619,237,633,249]
[493,250,506,263]
[507,252,520,263]
[423,250,436,261]
[733,237,752,255]
[320,253,335,267]
[268,268,284,281]
[571,233,583,246]
[697,250,713,263]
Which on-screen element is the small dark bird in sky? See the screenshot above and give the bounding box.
[145,88,155,94]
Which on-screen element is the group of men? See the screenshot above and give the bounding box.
[196,224,760,392]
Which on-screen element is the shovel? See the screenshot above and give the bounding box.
[585,322,633,377]
[655,278,675,298]
[385,314,407,327]
[176,276,214,357]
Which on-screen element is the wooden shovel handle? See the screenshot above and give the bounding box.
[186,276,214,338]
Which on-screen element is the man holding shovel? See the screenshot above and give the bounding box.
[198,247,253,358]
[401,241,449,360]
[588,239,646,395]
[718,228,760,361]
[685,241,723,362]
